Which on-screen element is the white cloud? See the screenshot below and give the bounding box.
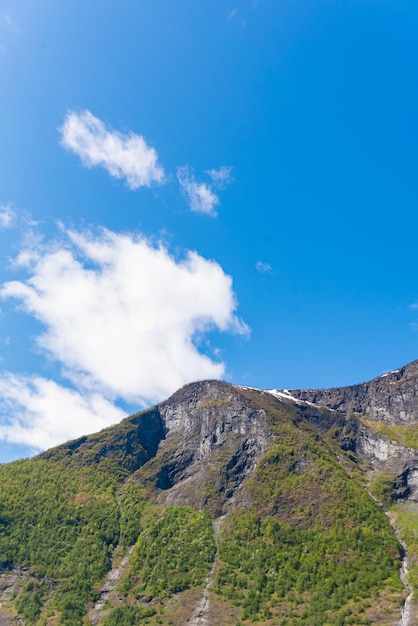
[60,110,165,189]
[206,166,233,189]
[0,226,248,449]
[177,165,232,216]
[0,203,16,228]
[0,373,125,450]
[1,118,242,453]
[256,261,273,274]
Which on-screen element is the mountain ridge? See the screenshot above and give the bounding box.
[2,362,418,624]
[289,359,418,424]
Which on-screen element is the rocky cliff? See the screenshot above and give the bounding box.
[143,380,272,515]
[290,359,418,424]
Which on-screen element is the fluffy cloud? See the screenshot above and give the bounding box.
[0,226,248,449]
[0,203,16,228]
[0,373,125,450]
[60,110,165,189]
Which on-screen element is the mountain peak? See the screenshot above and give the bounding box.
[2,362,418,624]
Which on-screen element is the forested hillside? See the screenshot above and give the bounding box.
[1,369,418,625]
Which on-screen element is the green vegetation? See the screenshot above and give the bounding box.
[14,578,50,624]
[0,387,411,625]
[0,408,162,624]
[103,606,157,625]
[198,398,230,409]
[105,505,216,625]
[119,481,148,547]
[216,510,402,624]
[0,457,121,623]
[362,418,418,450]
[388,503,418,595]
[369,473,396,507]
[211,398,405,624]
[0,429,154,626]
[125,505,215,596]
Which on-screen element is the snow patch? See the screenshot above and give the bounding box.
[265,389,302,404]
[236,385,261,392]
[264,389,334,410]
[380,369,401,379]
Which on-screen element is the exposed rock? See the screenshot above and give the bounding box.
[0,567,53,626]
[88,545,135,625]
[139,381,273,515]
[290,360,418,424]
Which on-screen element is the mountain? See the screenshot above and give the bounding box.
[2,363,418,625]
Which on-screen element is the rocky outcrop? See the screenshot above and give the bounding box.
[138,381,273,515]
[290,360,418,425]
[159,381,271,462]
[355,427,418,501]
[0,567,29,625]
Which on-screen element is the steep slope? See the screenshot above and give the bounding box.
[138,381,273,515]
[0,371,417,625]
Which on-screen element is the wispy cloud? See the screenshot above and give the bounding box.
[59,110,165,189]
[206,166,233,188]
[177,166,219,216]
[256,261,273,274]
[0,203,16,228]
[0,225,249,450]
[177,165,233,216]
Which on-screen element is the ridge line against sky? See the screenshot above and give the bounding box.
[1,1,418,461]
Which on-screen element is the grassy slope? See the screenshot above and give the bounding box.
[362,418,418,450]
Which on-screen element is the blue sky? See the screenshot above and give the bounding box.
[1,0,418,461]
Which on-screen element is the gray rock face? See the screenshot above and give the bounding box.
[283,360,418,507]
[142,381,273,514]
[290,360,418,425]
[147,365,418,511]
[160,381,270,460]
[356,426,418,493]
